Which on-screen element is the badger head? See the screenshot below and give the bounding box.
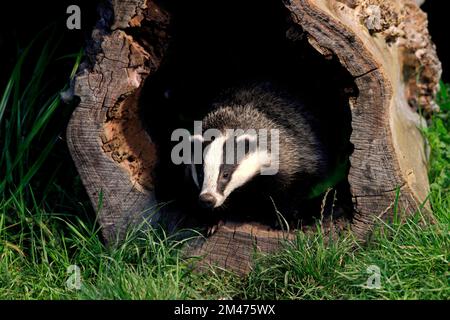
[189,130,274,209]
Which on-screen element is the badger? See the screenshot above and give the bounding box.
[187,83,331,232]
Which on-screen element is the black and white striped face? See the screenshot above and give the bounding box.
[189,131,271,209]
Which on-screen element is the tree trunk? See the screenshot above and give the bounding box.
[66,0,441,274]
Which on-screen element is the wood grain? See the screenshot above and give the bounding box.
[66,0,441,272]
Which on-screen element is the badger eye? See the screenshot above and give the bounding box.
[222,172,230,179]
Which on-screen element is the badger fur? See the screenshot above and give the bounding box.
[188,82,330,229]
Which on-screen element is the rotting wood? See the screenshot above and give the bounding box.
[67,0,441,274]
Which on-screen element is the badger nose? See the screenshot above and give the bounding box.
[199,193,217,209]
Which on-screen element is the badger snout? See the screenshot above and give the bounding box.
[199,193,217,209]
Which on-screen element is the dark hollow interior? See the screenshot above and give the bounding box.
[139,0,356,232]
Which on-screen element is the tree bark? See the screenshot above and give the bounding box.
[67,0,441,274]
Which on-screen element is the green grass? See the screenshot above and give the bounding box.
[0,34,448,300]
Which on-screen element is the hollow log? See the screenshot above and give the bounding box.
[67,0,441,274]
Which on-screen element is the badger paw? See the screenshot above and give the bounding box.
[206,219,225,237]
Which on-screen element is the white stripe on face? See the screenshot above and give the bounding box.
[219,150,270,206]
[199,132,272,208]
[200,134,227,202]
